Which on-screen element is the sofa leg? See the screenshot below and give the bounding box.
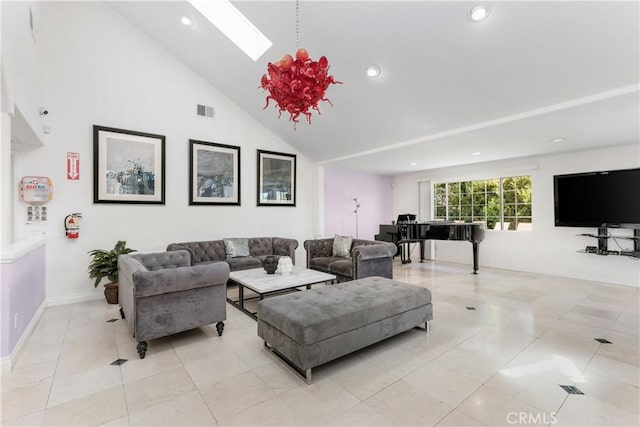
[137,341,148,359]
[305,369,312,385]
[216,321,225,336]
[426,321,430,334]
[119,307,125,319]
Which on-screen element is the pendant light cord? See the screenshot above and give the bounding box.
[296,0,300,48]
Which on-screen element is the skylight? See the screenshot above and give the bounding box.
[188,0,272,61]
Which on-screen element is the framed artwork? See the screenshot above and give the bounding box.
[93,125,165,204]
[189,140,241,205]
[257,149,296,206]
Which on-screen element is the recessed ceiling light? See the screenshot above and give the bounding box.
[471,152,481,156]
[410,162,417,166]
[180,15,192,26]
[188,0,272,61]
[366,65,381,78]
[551,137,566,143]
[470,4,490,22]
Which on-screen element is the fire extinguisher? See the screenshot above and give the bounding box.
[64,213,82,239]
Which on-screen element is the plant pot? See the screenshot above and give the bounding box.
[104,283,118,304]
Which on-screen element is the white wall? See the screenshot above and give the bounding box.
[12,1,318,304]
[393,144,640,287]
[1,1,46,250]
[1,1,45,143]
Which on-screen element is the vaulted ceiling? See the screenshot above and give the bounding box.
[109,1,639,175]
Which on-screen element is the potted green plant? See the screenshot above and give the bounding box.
[88,240,136,304]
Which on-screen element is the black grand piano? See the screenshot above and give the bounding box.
[375,215,485,273]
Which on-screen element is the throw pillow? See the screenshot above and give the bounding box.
[223,238,250,258]
[333,234,353,257]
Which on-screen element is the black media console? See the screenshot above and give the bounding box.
[581,226,640,258]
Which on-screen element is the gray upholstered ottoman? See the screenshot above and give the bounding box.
[257,276,432,383]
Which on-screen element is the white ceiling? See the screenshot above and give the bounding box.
[108,1,640,175]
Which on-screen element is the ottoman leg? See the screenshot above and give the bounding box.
[263,341,313,385]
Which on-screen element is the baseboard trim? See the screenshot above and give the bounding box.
[46,292,103,307]
[2,300,46,373]
[0,355,11,372]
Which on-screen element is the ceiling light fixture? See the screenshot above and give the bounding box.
[180,15,192,26]
[187,0,272,61]
[410,162,417,166]
[366,65,381,78]
[259,0,341,127]
[471,152,481,156]
[470,4,490,22]
[551,137,566,143]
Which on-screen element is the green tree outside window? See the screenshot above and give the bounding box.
[433,175,532,230]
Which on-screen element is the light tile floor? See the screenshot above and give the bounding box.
[1,260,639,426]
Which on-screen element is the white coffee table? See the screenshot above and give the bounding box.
[227,266,336,319]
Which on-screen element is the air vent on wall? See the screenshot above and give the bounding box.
[197,104,214,118]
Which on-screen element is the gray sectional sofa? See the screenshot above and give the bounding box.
[167,237,298,271]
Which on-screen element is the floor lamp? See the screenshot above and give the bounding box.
[353,198,360,238]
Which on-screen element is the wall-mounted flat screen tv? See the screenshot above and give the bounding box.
[553,168,640,228]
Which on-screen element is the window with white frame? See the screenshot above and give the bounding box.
[433,175,532,230]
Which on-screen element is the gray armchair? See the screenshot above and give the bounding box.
[304,238,397,282]
[118,250,229,359]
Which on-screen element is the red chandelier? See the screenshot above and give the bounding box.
[260,48,340,126]
[259,1,340,126]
